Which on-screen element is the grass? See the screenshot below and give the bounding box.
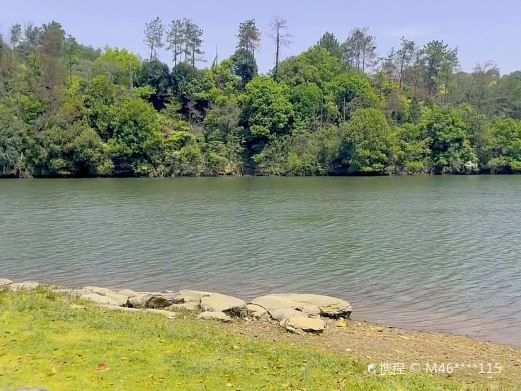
[0,288,496,391]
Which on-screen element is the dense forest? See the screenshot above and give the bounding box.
[1,18,521,177]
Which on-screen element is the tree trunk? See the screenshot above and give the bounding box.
[274,29,280,79]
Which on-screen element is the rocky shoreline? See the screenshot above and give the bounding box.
[0,278,352,335]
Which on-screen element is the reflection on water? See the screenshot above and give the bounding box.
[1,176,520,345]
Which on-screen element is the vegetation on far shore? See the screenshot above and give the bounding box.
[1,18,521,178]
[0,288,507,390]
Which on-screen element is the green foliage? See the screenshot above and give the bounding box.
[108,98,162,159]
[290,82,322,129]
[277,46,344,89]
[317,32,344,61]
[340,108,393,173]
[326,73,380,121]
[485,118,521,172]
[243,76,293,139]
[230,48,258,87]
[93,48,141,87]
[1,19,521,178]
[419,109,478,174]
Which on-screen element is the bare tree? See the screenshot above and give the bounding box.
[270,16,291,79]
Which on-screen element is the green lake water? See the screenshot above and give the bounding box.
[1,176,520,344]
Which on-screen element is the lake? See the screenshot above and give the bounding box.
[1,176,520,345]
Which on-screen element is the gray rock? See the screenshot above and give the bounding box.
[81,286,147,307]
[269,307,309,321]
[198,311,232,322]
[80,292,127,306]
[282,317,325,334]
[171,290,211,304]
[246,303,269,319]
[251,293,351,321]
[200,293,247,317]
[82,286,116,296]
[116,288,140,297]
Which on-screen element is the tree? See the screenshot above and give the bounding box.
[325,73,380,121]
[144,17,164,64]
[343,27,377,72]
[183,19,204,66]
[419,109,477,174]
[22,24,42,51]
[276,46,343,89]
[230,48,257,87]
[395,37,416,89]
[65,35,79,86]
[271,16,290,80]
[340,108,393,173]
[93,48,141,91]
[137,59,172,110]
[41,21,66,111]
[495,72,521,120]
[291,82,322,129]
[108,98,162,162]
[422,40,458,97]
[9,23,22,65]
[317,32,344,61]
[237,19,261,58]
[485,118,521,172]
[243,76,293,140]
[167,19,185,67]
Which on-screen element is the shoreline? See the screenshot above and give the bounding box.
[1,277,518,348]
[1,171,521,179]
[2,278,521,387]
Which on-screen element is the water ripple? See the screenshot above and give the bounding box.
[1,176,521,345]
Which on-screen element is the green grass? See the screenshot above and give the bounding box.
[0,288,480,390]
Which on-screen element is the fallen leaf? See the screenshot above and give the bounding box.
[97,363,109,371]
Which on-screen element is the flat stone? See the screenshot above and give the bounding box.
[198,311,232,322]
[81,286,141,307]
[82,286,116,296]
[80,292,127,306]
[0,278,13,287]
[172,290,212,304]
[10,281,41,291]
[251,293,351,321]
[200,293,247,317]
[269,307,308,321]
[282,317,325,334]
[246,304,269,319]
[116,289,140,297]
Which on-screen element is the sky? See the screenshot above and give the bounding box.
[1,0,520,74]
